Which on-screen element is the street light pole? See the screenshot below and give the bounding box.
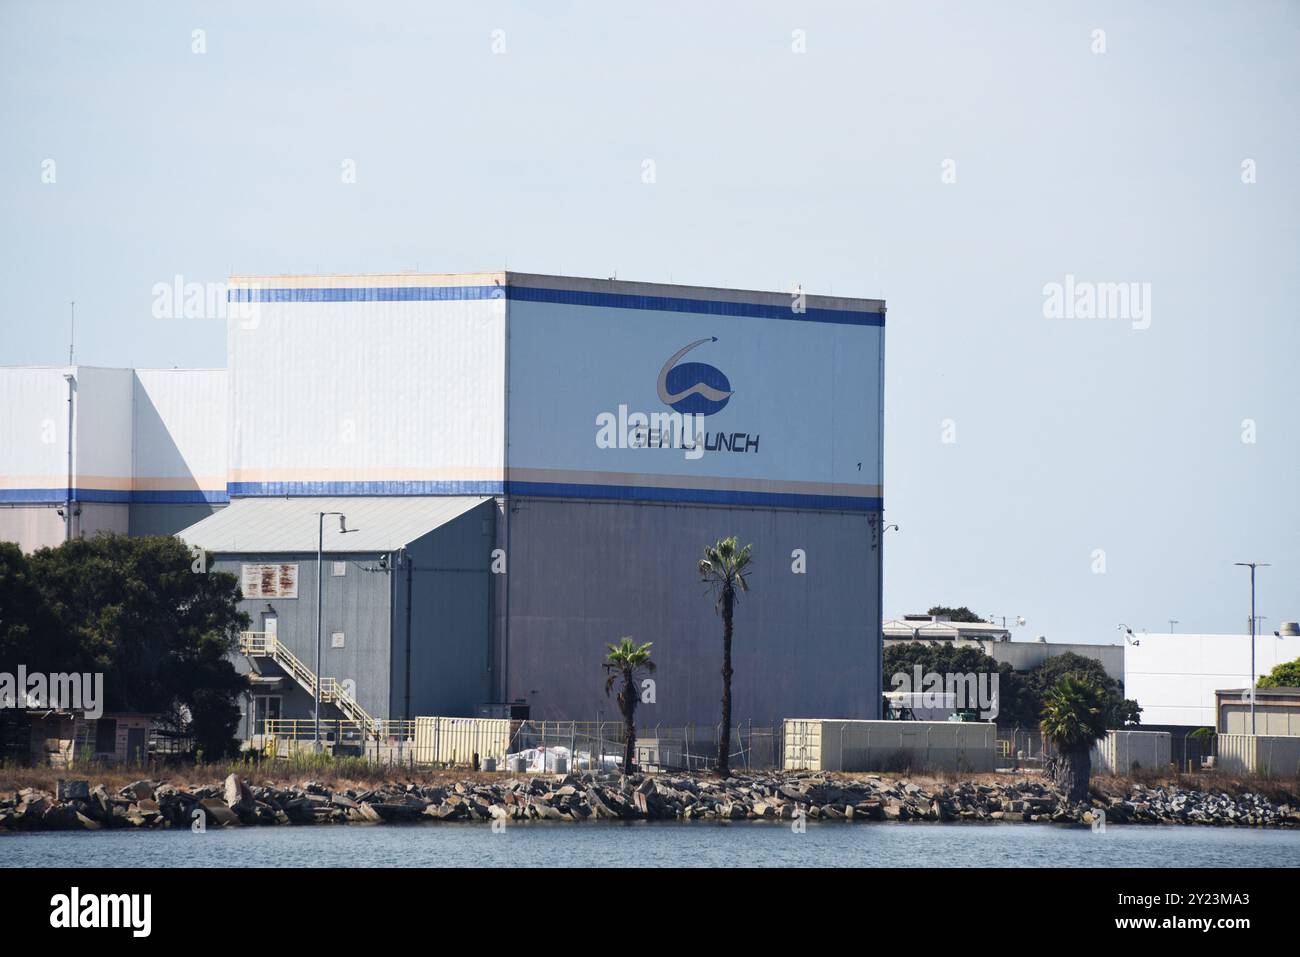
[1234,561,1270,736]
[878,523,898,720]
[316,511,352,751]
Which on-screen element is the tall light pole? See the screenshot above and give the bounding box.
[879,523,899,717]
[316,511,354,750]
[1234,562,1270,735]
[62,372,75,542]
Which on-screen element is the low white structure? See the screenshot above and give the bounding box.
[884,615,1011,642]
[1090,730,1171,775]
[1124,633,1295,727]
[1216,733,1300,777]
[783,718,997,772]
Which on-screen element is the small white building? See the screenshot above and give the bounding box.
[884,615,1011,643]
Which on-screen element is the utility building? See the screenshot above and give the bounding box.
[4,272,887,731]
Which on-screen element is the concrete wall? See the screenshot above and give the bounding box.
[784,719,997,772]
[1125,633,1293,726]
[501,497,880,727]
[0,505,64,550]
[984,640,1124,682]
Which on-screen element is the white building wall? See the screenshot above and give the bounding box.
[504,273,884,509]
[72,366,134,500]
[1124,633,1294,727]
[226,274,506,496]
[133,369,228,502]
[0,366,78,501]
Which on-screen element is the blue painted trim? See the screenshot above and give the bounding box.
[228,285,885,327]
[3,480,878,511]
[224,480,878,511]
[507,481,881,512]
[229,285,503,304]
[131,490,230,504]
[227,480,503,497]
[0,489,229,505]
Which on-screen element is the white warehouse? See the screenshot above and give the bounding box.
[1,272,887,729]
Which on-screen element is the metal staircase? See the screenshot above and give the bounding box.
[239,631,380,739]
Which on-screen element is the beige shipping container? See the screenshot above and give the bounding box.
[412,716,511,767]
[1216,734,1300,777]
[783,719,997,772]
[1090,730,1171,774]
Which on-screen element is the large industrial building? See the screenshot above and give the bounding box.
[0,272,886,731]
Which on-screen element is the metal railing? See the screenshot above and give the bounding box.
[260,719,415,741]
[239,630,381,738]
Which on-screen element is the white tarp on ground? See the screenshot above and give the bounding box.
[507,746,621,772]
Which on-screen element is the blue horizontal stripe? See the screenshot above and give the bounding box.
[224,480,878,511]
[227,480,502,498]
[0,489,229,505]
[4,481,877,511]
[229,285,504,304]
[228,284,884,327]
[507,481,881,512]
[131,490,230,504]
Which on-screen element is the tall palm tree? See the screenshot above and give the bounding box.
[699,536,753,777]
[604,637,655,775]
[1040,675,1109,803]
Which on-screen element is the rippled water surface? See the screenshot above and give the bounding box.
[5,821,1300,868]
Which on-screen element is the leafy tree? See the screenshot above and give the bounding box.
[1022,652,1140,730]
[20,534,249,756]
[699,536,752,778]
[926,606,986,623]
[603,637,655,774]
[1258,657,1300,689]
[1040,675,1108,802]
[883,641,1025,723]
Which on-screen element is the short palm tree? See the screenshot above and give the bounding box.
[1040,675,1109,803]
[699,536,753,778]
[604,637,655,775]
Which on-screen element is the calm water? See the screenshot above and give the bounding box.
[5,821,1300,868]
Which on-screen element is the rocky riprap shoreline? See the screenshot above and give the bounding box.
[3,772,1299,831]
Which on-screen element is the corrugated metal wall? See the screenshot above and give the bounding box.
[219,550,395,728]
[393,500,496,719]
[501,497,880,727]
[226,279,506,496]
[1216,733,1300,776]
[1091,730,1172,774]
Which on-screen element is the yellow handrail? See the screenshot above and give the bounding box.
[240,631,379,739]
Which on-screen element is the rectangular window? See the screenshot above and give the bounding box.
[332,561,346,577]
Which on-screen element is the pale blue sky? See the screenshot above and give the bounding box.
[2,1,1297,643]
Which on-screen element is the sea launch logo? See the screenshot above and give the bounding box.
[657,338,733,416]
[595,336,758,458]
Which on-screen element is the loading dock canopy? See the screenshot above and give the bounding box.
[177,495,491,553]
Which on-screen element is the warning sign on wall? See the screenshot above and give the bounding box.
[240,563,299,599]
